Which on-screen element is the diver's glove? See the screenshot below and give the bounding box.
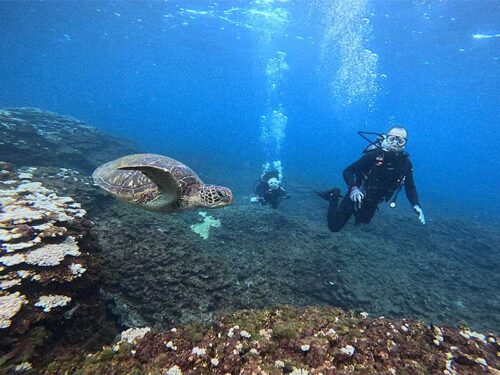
[413,205,426,224]
[349,186,364,204]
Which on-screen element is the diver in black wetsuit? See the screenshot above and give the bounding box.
[251,161,288,209]
[317,127,425,232]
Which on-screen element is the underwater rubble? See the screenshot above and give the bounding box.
[0,107,137,172]
[0,162,117,373]
[44,305,499,374]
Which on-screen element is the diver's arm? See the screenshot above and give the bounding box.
[405,161,425,224]
[342,153,376,188]
[404,161,419,206]
[405,160,425,224]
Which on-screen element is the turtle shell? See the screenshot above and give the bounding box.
[92,153,203,201]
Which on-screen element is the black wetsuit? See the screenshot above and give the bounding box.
[255,172,287,209]
[328,148,420,232]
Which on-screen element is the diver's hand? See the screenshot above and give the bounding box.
[349,186,364,204]
[413,205,426,224]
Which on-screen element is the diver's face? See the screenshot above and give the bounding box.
[381,134,407,152]
[268,178,280,190]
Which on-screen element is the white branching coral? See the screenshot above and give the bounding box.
[69,263,86,277]
[240,330,252,339]
[227,325,240,338]
[34,295,71,312]
[0,204,44,225]
[25,237,80,266]
[0,292,28,329]
[0,180,86,228]
[33,223,67,238]
[0,165,91,334]
[15,182,49,194]
[0,253,25,267]
[192,346,206,356]
[113,327,152,352]
[165,366,182,375]
[2,236,41,253]
[0,226,33,242]
[0,276,21,290]
[120,327,151,344]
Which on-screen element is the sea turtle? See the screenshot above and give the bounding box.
[92,153,233,212]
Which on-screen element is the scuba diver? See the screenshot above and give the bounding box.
[251,160,288,209]
[317,127,425,232]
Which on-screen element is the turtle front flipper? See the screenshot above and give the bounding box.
[118,165,181,207]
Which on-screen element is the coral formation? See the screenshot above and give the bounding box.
[34,295,72,312]
[0,162,117,373]
[120,327,152,345]
[44,305,499,374]
[0,292,28,329]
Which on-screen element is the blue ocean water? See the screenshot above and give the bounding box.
[0,0,499,219]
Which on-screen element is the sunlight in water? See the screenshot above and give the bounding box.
[260,51,289,157]
[246,2,290,160]
[317,0,379,108]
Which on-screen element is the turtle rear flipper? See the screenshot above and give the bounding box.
[118,165,181,205]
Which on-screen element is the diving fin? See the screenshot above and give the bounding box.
[118,165,181,205]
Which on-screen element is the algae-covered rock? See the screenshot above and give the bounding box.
[42,305,500,374]
[0,108,137,172]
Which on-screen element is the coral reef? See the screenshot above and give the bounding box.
[0,108,137,172]
[44,305,500,374]
[0,162,117,373]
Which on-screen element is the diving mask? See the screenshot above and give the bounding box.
[268,177,280,190]
[381,134,407,152]
[386,135,407,147]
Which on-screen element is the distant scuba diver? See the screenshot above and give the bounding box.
[317,127,425,232]
[251,160,288,209]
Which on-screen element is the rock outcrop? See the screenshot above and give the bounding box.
[0,108,137,172]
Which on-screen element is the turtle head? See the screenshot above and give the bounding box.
[198,184,233,208]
